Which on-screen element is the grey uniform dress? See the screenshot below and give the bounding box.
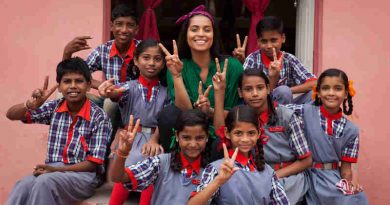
[118,79,169,166]
[262,105,311,204]
[123,153,203,204]
[301,104,369,205]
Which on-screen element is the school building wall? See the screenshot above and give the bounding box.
[319,1,390,204]
[0,1,104,203]
[0,0,389,204]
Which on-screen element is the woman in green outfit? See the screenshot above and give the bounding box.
[157,5,243,152]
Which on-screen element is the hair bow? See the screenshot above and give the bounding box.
[348,80,356,97]
[175,5,214,25]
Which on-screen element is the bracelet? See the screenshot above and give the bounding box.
[116,149,129,159]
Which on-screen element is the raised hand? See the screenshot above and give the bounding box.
[215,144,239,185]
[117,115,141,156]
[26,76,58,110]
[194,81,212,114]
[212,58,228,92]
[268,47,284,78]
[98,78,126,98]
[159,40,183,78]
[63,36,92,59]
[232,34,248,63]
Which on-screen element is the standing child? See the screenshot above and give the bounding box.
[188,63,289,205]
[236,68,312,204]
[110,110,212,204]
[98,39,169,205]
[288,68,369,205]
[6,57,112,205]
[238,16,317,104]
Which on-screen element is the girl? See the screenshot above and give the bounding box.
[110,110,212,204]
[98,39,169,205]
[188,65,289,204]
[289,68,368,205]
[235,68,312,204]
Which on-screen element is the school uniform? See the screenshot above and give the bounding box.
[259,105,312,204]
[290,104,369,205]
[193,150,290,205]
[116,75,170,166]
[7,98,112,205]
[122,153,203,204]
[243,50,316,104]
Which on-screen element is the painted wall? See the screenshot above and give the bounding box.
[319,0,390,204]
[0,1,103,203]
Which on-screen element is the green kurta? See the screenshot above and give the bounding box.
[167,57,243,110]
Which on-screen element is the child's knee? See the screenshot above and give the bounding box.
[272,85,293,104]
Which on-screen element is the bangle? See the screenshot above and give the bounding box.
[116,149,129,159]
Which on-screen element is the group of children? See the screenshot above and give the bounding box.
[6,3,369,205]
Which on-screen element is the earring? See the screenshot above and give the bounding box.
[176,138,179,142]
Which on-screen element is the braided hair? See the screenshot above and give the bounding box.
[313,68,353,115]
[170,109,212,172]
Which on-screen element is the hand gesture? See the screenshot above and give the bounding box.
[33,164,56,176]
[194,81,212,114]
[98,78,126,98]
[141,139,164,157]
[118,115,141,155]
[63,36,92,59]
[232,34,247,63]
[212,58,228,92]
[159,40,183,78]
[268,48,284,78]
[215,144,239,185]
[26,76,58,110]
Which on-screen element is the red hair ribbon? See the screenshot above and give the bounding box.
[176,5,214,25]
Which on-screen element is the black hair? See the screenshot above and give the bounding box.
[111,4,137,23]
[238,68,278,126]
[177,14,221,59]
[170,109,212,172]
[56,57,91,83]
[314,68,353,115]
[256,16,284,37]
[134,39,164,59]
[225,105,265,171]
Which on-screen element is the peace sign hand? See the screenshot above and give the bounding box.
[215,144,239,185]
[26,76,58,110]
[194,81,212,114]
[98,78,126,98]
[117,115,141,155]
[269,48,285,78]
[232,34,248,63]
[212,58,228,92]
[159,40,183,78]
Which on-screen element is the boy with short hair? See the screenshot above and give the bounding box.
[241,16,317,104]
[6,57,112,205]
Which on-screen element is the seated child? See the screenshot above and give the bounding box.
[240,16,317,105]
[6,57,112,205]
[110,110,212,204]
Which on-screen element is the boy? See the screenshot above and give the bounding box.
[239,16,317,104]
[62,4,140,143]
[6,57,112,205]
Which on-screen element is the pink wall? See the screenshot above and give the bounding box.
[319,0,390,204]
[0,1,103,203]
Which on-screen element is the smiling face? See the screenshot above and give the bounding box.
[225,121,259,156]
[186,15,214,54]
[58,72,90,104]
[111,16,138,48]
[238,75,270,112]
[317,76,348,114]
[257,30,285,59]
[176,125,208,162]
[134,46,164,81]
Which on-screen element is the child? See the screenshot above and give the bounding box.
[97,39,169,204]
[6,57,112,205]
[288,68,369,205]
[188,63,289,205]
[237,68,312,204]
[110,110,212,204]
[239,16,317,105]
